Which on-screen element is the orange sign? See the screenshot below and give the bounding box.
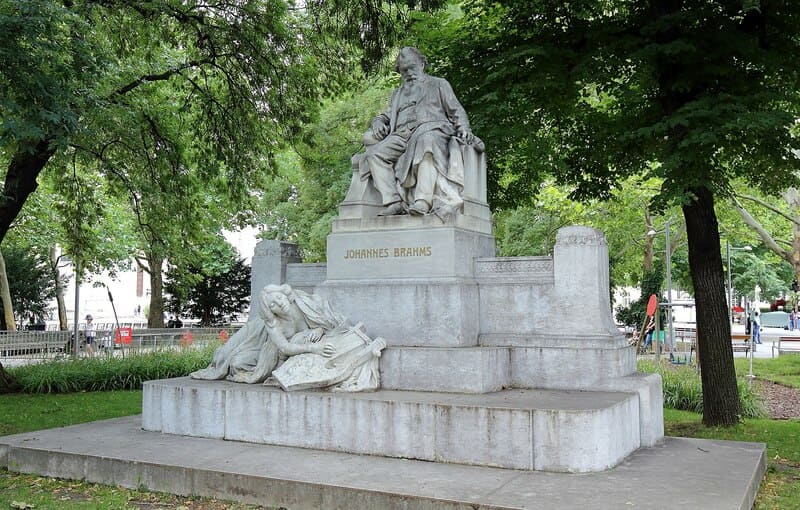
[646,294,658,316]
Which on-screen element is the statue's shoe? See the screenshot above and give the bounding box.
[378,202,406,216]
[409,201,431,216]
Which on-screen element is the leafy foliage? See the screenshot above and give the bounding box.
[616,260,664,328]
[165,243,250,326]
[0,246,56,327]
[639,360,766,419]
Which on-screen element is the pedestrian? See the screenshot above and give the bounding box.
[752,311,762,345]
[789,310,796,331]
[642,316,656,353]
[84,314,96,356]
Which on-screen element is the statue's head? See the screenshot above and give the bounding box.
[259,284,295,321]
[395,47,427,80]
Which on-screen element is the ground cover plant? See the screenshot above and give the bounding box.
[639,359,767,418]
[4,344,216,394]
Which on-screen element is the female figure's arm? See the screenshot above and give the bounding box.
[268,322,335,357]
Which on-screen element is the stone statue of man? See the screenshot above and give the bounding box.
[358,47,476,216]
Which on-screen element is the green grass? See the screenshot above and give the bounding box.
[735,355,800,389]
[6,344,216,393]
[0,390,142,436]
[0,471,266,509]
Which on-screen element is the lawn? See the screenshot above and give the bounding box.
[735,355,800,389]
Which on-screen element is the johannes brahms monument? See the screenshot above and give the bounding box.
[144,47,664,475]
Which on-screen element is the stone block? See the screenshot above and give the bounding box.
[532,394,640,472]
[326,226,494,280]
[142,380,226,439]
[317,278,481,347]
[508,341,637,390]
[250,240,301,304]
[380,346,510,393]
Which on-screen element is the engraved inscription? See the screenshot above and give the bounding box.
[344,246,432,260]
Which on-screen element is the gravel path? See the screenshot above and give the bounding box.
[754,379,800,420]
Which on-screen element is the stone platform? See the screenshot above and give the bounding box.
[144,378,651,473]
[0,416,766,510]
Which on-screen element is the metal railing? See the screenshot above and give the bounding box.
[0,326,241,361]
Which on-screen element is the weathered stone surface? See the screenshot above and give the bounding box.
[143,377,642,472]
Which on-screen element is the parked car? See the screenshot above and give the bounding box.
[760,311,789,329]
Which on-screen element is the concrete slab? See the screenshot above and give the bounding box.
[1,416,765,510]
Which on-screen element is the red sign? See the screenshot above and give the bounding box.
[115,327,133,345]
[181,330,194,347]
[646,294,658,317]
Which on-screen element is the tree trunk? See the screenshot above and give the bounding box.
[643,207,655,272]
[0,140,56,245]
[147,253,165,328]
[682,186,740,426]
[0,250,16,331]
[49,246,69,330]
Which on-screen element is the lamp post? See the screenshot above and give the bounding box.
[647,220,673,358]
[725,241,752,326]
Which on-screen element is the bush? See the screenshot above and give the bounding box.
[639,360,767,419]
[7,344,216,394]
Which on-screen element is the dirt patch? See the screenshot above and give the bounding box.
[754,379,800,420]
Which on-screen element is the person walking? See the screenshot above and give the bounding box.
[752,311,762,345]
[84,314,96,356]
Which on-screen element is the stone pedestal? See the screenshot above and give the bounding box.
[146,224,664,474]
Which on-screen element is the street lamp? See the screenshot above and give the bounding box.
[647,220,673,359]
[726,241,752,326]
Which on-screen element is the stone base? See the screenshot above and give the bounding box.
[0,417,766,510]
[144,377,649,473]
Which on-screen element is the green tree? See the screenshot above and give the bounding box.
[165,244,251,327]
[417,0,800,426]
[0,246,56,328]
[0,0,447,248]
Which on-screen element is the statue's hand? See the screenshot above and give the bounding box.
[312,342,336,357]
[371,117,390,140]
[308,328,324,343]
[457,128,475,145]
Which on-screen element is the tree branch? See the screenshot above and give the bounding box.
[111,60,210,98]
[736,193,800,227]
[731,196,790,262]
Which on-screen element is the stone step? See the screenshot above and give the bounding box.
[143,378,641,472]
[1,416,766,510]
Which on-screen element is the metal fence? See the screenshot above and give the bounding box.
[0,326,241,362]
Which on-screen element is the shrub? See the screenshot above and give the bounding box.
[7,344,216,394]
[639,360,767,419]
